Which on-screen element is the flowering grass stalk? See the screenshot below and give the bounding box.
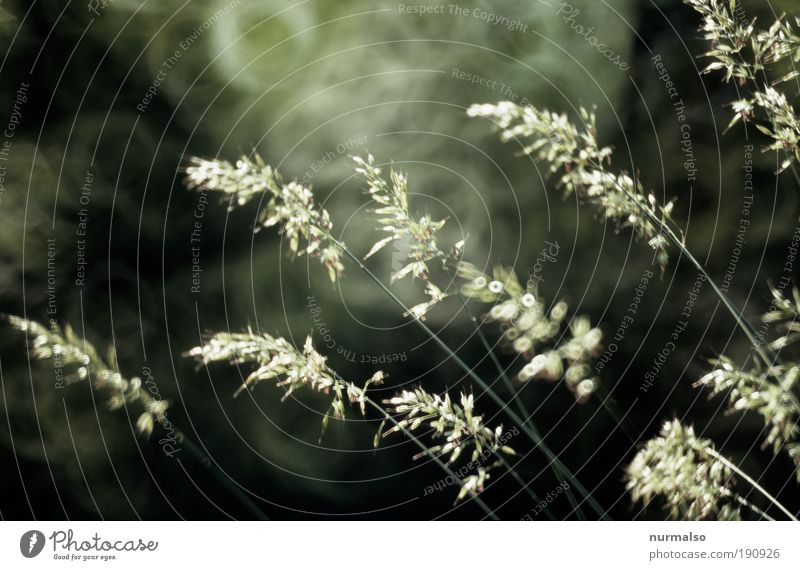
[334,157,604,514]
[354,154,601,400]
[681,0,800,388]
[457,262,602,402]
[680,1,800,486]
[763,285,800,351]
[454,273,606,515]
[467,101,777,376]
[627,420,741,520]
[696,358,800,479]
[186,155,344,281]
[359,396,499,518]
[694,286,800,481]
[685,0,800,172]
[449,292,569,519]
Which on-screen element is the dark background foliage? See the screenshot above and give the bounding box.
[1,0,798,520]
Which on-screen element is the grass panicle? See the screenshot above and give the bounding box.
[188,330,383,435]
[5,315,270,519]
[382,387,516,501]
[457,262,602,402]
[355,154,602,402]
[186,155,344,281]
[696,358,800,479]
[354,153,450,283]
[686,0,800,171]
[467,102,675,271]
[5,315,168,438]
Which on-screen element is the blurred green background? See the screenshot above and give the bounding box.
[1,0,799,519]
